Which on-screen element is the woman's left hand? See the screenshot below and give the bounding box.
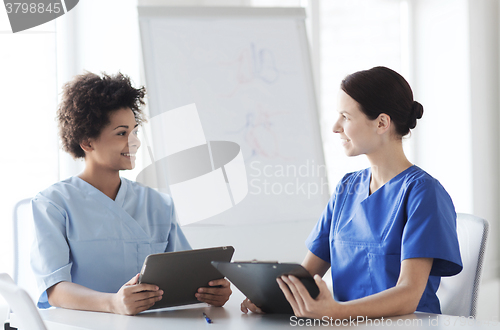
[196,278,232,307]
[277,274,340,319]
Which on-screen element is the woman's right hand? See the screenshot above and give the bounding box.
[111,274,163,315]
[240,298,264,314]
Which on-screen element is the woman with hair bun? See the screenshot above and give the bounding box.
[242,66,462,319]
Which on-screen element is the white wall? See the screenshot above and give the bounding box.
[411,0,473,216]
[468,0,500,279]
[410,0,500,320]
[0,18,59,276]
[468,0,500,320]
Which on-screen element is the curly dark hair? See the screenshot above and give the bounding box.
[57,72,146,159]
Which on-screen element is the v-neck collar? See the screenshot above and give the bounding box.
[114,178,127,207]
[73,176,125,202]
[71,176,150,239]
[365,165,416,199]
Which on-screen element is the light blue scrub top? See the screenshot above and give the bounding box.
[31,176,191,309]
[306,165,462,314]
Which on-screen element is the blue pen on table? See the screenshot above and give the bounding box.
[203,312,213,324]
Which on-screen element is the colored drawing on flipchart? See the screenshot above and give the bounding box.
[217,42,290,97]
[208,43,297,161]
[226,104,294,162]
[148,28,304,162]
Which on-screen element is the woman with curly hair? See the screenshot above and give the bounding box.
[31,72,231,315]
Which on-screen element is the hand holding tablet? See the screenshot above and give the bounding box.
[138,246,234,310]
[212,261,319,314]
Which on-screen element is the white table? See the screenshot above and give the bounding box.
[11,289,500,329]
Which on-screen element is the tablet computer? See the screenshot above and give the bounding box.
[211,261,319,314]
[138,246,234,309]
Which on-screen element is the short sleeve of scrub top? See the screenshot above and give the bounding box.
[31,177,191,309]
[305,166,462,314]
[401,179,462,276]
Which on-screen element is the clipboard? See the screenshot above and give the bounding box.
[211,261,319,314]
[138,246,234,309]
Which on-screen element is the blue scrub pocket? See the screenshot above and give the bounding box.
[367,253,400,293]
[331,242,374,301]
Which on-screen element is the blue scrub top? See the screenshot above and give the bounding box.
[306,165,462,314]
[31,176,192,308]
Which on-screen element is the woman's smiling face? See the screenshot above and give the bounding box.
[85,107,141,171]
[333,90,380,157]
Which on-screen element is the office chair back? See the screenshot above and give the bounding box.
[436,213,488,317]
[0,273,46,330]
[13,198,39,304]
